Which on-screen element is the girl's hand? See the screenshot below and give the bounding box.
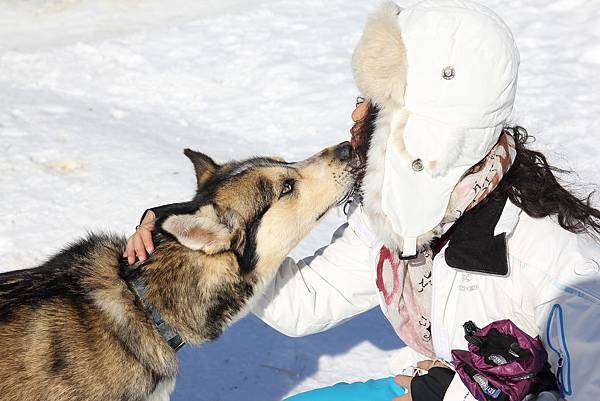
[123,210,156,264]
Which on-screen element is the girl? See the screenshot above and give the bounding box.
[125,1,600,400]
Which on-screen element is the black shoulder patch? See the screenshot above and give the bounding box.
[445,193,510,276]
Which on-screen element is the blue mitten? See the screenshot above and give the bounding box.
[284,377,407,401]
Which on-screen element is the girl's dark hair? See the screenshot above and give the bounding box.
[353,104,600,235]
[496,125,600,235]
[351,102,380,200]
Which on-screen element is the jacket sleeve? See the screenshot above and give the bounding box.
[140,202,192,224]
[531,234,600,401]
[251,204,381,337]
[533,286,600,400]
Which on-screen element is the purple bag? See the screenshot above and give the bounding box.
[452,320,558,401]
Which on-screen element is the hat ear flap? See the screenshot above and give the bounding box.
[352,1,407,108]
[161,205,245,255]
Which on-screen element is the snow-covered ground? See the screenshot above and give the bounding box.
[0,0,599,400]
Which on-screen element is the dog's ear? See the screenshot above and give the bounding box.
[184,149,219,190]
[161,204,245,255]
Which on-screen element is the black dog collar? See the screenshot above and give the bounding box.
[120,260,185,352]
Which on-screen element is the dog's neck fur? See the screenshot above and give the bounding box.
[138,238,257,346]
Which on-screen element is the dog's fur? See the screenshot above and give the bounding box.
[0,143,355,401]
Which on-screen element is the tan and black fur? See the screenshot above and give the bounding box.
[0,142,356,401]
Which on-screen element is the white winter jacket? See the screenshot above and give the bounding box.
[252,199,600,401]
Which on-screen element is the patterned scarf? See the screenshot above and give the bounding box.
[375,133,516,358]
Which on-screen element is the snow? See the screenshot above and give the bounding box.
[0,0,599,400]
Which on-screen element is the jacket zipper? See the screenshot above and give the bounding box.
[431,247,454,360]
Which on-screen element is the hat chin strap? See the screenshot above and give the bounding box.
[380,132,516,257]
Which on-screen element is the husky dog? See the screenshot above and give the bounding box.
[0,142,356,401]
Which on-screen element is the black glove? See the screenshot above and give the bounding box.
[411,367,456,401]
[464,321,531,366]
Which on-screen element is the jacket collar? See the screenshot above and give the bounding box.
[443,192,522,276]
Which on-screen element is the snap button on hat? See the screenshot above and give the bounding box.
[412,159,424,171]
[442,66,455,80]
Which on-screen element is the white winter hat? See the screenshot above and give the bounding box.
[353,0,519,256]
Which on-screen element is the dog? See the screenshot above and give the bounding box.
[0,142,356,401]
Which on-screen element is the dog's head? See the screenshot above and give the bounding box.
[157,142,356,274]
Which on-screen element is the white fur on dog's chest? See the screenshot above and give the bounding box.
[145,378,175,401]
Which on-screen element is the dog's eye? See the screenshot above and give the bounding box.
[280,180,295,197]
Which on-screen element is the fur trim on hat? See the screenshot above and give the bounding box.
[352,2,407,109]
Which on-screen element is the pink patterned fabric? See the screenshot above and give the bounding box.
[375,133,517,357]
[377,245,436,357]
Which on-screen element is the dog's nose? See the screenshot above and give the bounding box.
[334,141,353,161]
